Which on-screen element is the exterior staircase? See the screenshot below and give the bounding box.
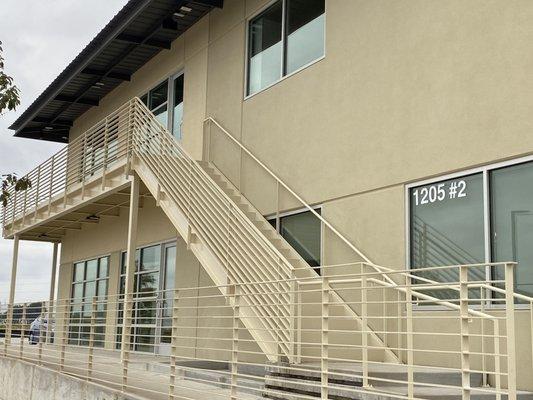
[130,98,398,364]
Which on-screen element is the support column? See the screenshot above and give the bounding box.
[5,234,20,348]
[121,173,140,391]
[47,242,59,344]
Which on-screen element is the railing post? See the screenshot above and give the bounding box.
[81,135,87,199]
[21,188,28,227]
[87,296,97,382]
[361,270,369,388]
[5,234,19,350]
[38,301,48,365]
[19,303,26,360]
[493,319,501,400]
[34,165,41,220]
[297,281,302,364]
[289,276,297,364]
[101,117,109,190]
[202,119,211,163]
[321,276,329,400]
[459,265,471,400]
[11,188,18,227]
[169,289,179,400]
[231,284,240,400]
[3,304,12,357]
[405,273,414,399]
[48,155,55,215]
[59,299,69,372]
[505,263,517,400]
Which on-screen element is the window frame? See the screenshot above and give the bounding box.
[244,0,327,100]
[405,154,533,309]
[115,238,177,353]
[138,70,185,140]
[69,254,110,346]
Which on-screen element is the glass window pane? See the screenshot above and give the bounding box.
[285,0,325,74]
[172,74,184,140]
[74,263,85,282]
[141,245,161,271]
[153,103,168,127]
[84,281,96,300]
[97,280,108,298]
[149,81,168,110]
[99,257,108,279]
[140,94,148,106]
[410,174,485,297]
[121,250,140,275]
[280,210,321,271]
[134,327,155,353]
[165,246,176,292]
[248,1,283,95]
[491,162,533,296]
[72,283,83,300]
[139,272,160,296]
[85,259,98,281]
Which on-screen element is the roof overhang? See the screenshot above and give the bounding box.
[9,0,223,143]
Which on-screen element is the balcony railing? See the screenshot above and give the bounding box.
[0,262,523,400]
[1,100,133,235]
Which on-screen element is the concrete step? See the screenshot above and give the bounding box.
[263,363,512,400]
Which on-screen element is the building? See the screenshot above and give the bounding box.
[1,1,533,399]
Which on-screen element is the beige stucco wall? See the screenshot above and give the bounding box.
[53,0,533,389]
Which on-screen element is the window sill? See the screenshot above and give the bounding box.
[244,55,325,101]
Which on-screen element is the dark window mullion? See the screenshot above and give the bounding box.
[282,0,288,76]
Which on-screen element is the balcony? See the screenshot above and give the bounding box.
[2,100,135,242]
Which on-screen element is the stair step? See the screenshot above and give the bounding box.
[262,363,520,400]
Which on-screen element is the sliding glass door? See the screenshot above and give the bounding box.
[117,242,176,353]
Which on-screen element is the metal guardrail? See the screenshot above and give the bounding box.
[1,100,131,236]
[0,263,521,400]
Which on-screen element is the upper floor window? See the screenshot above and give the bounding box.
[247,0,325,96]
[141,72,184,140]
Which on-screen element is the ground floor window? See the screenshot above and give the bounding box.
[116,242,176,354]
[69,256,109,347]
[408,158,533,299]
[268,209,322,274]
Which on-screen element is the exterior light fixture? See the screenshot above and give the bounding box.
[180,6,192,12]
[172,12,185,19]
[44,126,54,131]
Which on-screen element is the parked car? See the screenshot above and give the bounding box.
[29,316,53,344]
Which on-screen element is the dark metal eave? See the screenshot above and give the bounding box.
[9,0,223,143]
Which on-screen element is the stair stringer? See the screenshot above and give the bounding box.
[132,158,279,362]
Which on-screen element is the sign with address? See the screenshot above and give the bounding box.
[412,180,467,206]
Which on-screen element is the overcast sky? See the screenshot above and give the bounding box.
[0,0,128,305]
